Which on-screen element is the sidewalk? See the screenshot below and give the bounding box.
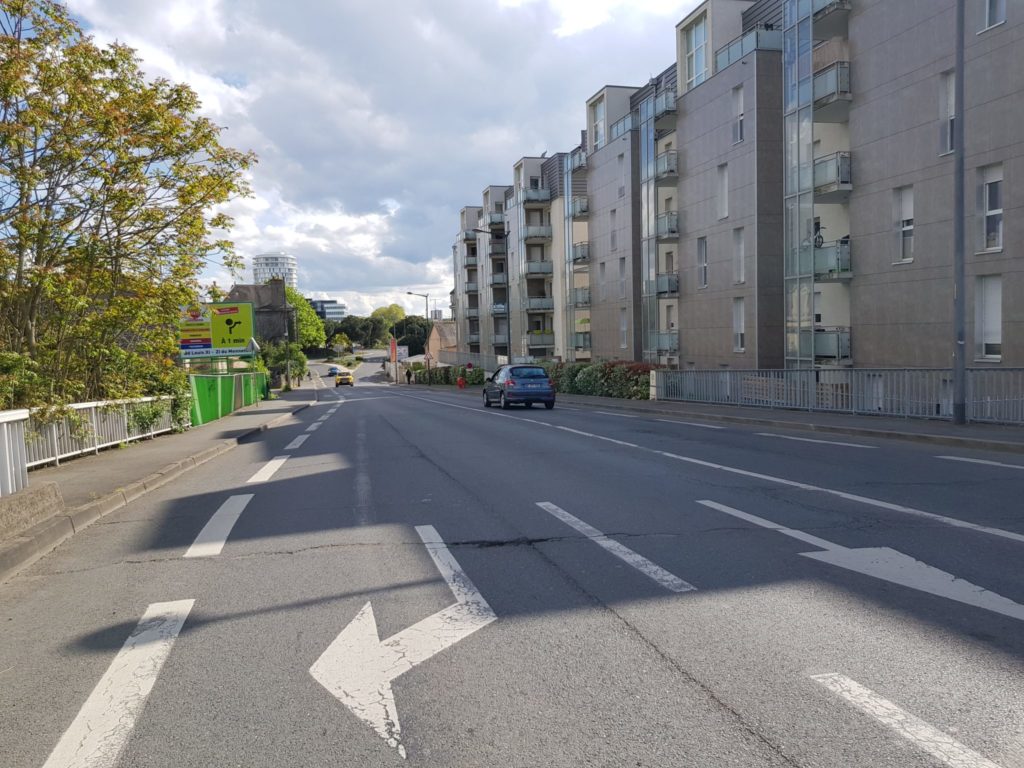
[1,386,320,582]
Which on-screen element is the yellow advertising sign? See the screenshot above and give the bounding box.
[209,302,254,355]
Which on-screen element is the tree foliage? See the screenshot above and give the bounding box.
[285,287,325,350]
[398,315,431,356]
[0,0,254,407]
[370,303,405,332]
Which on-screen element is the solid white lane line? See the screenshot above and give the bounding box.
[595,411,637,418]
[555,425,639,448]
[757,432,876,449]
[536,501,696,593]
[696,500,838,550]
[656,419,725,430]
[183,495,254,558]
[284,434,309,451]
[42,600,194,768]
[811,673,1004,768]
[246,456,289,483]
[937,456,1024,470]
[306,422,322,432]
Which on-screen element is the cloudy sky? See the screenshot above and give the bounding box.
[69,0,699,316]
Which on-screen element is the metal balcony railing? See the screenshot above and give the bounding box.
[573,332,592,349]
[490,273,508,286]
[461,229,477,241]
[656,211,679,238]
[523,297,554,311]
[489,240,507,257]
[522,188,551,204]
[491,333,509,344]
[467,333,480,344]
[656,273,679,295]
[802,327,852,364]
[465,256,478,267]
[813,240,852,278]
[655,150,678,180]
[524,260,553,275]
[570,147,587,173]
[573,288,590,307]
[571,242,591,263]
[714,27,783,73]
[489,303,507,315]
[466,307,480,318]
[484,211,505,226]
[464,282,479,293]
[650,330,679,353]
[813,152,852,194]
[570,197,589,218]
[523,225,552,240]
[525,332,555,347]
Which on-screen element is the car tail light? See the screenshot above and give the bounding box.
[506,379,515,388]
[546,379,552,388]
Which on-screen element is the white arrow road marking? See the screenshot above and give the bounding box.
[246,455,289,484]
[284,434,309,451]
[309,525,496,759]
[184,495,254,558]
[756,432,876,449]
[812,673,1004,768]
[697,500,1024,621]
[43,600,194,768]
[937,456,1024,470]
[537,502,697,593]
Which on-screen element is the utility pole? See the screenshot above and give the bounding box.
[952,0,966,424]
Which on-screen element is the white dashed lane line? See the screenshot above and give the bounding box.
[247,456,290,484]
[936,456,1024,470]
[756,432,876,449]
[183,495,254,558]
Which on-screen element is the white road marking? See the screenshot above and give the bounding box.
[536,501,696,593]
[317,414,330,422]
[697,500,1024,621]
[756,432,876,449]
[392,393,1024,544]
[656,419,725,430]
[246,456,289,484]
[310,525,495,760]
[183,495,254,558]
[306,422,322,432]
[595,410,637,418]
[937,456,1024,470]
[284,434,309,451]
[354,417,373,525]
[42,600,194,768]
[812,673,1004,768]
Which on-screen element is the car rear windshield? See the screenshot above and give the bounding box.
[510,367,547,378]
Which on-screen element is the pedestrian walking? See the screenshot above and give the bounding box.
[405,368,413,385]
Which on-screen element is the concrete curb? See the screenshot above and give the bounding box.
[0,399,315,583]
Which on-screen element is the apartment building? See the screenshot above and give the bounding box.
[478,186,511,357]
[453,206,481,353]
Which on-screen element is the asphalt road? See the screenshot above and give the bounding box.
[2,353,1022,768]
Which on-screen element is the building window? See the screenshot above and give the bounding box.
[975,275,1002,359]
[896,186,914,261]
[718,163,729,219]
[665,250,675,274]
[666,303,675,330]
[940,71,955,154]
[733,297,746,352]
[591,97,606,151]
[980,164,1003,250]
[984,0,1006,29]
[619,257,626,298]
[733,227,745,283]
[619,308,628,348]
[732,85,745,144]
[529,176,540,190]
[599,262,606,299]
[685,14,708,90]
[697,237,708,288]
[610,209,618,250]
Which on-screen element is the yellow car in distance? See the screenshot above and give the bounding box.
[335,370,354,387]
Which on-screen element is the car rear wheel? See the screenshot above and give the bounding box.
[544,402,555,410]
[500,393,510,410]
[483,391,491,408]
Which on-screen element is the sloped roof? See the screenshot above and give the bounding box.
[432,320,457,349]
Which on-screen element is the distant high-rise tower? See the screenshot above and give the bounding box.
[252,252,298,289]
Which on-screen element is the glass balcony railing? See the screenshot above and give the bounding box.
[650,331,679,353]
[714,27,783,73]
[573,332,591,349]
[524,225,553,240]
[814,61,851,103]
[490,303,507,315]
[570,147,587,173]
[491,333,509,345]
[522,188,551,204]
[813,240,852,278]
[803,327,852,364]
[464,282,479,293]
[571,242,591,263]
[656,211,679,238]
[813,151,852,191]
[466,308,480,318]
[654,90,676,123]
[655,150,678,180]
[484,211,504,226]
[465,256,478,267]
[655,273,679,295]
[525,332,555,347]
[489,240,506,257]
[490,273,508,286]
[523,297,554,311]
[573,288,590,306]
[461,229,477,241]
[525,260,553,275]
[570,197,589,218]
[467,333,480,344]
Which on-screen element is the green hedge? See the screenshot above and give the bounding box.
[414,365,484,386]
[539,360,655,400]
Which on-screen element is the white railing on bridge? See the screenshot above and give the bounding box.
[653,368,1024,425]
[0,396,182,496]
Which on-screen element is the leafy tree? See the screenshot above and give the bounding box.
[0,0,254,406]
[398,316,431,356]
[371,304,405,334]
[261,341,306,380]
[285,287,325,350]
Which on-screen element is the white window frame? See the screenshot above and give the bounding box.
[983,0,1006,30]
[896,186,914,263]
[975,275,1002,360]
[980,165,1003,252]
[610,208,618,251]
[598,262,606,300]
[697,237,708,289]
[732,85,745,144]
[940,71,955,155]
[619,308,628,349]
[718,163,729,219]
[685,15,708,90]
[732,297,746,352]
[733,227,745,283]
[618,257,626,298]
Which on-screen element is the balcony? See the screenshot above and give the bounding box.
[571,242,591,264]
[523,297,554,311]
[813,240,852,281]
[467,333,480,344]
[655,273,679,295]
[464,281,479,293]
[804,327,852,365]
[650,330,679,353]
[813,151,852,202]
[813,62,851,123]
[570,196,589,219]
[573,332,591,350]
[466,307,480,318]
[490,303,508,315]
[484,211,505,227]
[524,225,553,242]
[610,113,633,140]
[465,256,478,267]
[573,287,590,307]
[525,332,555,348]
[491,333,509,345]
[524,260,553,275]
[654,90,677,131]
[656,211,680,239]
[490,273,508,286]
[655,150,678,183]
[813,0,851,40]
[489,240,507,258]
[522,188,551,207]
[714,26,783,73]
[461,229,477,241]
[570,147,587,174]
